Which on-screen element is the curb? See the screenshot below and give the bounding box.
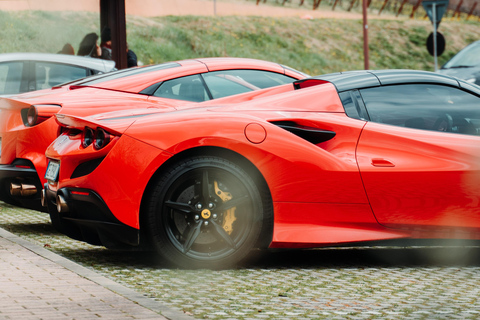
[0,227,197,320]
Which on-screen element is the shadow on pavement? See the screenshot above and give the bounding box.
[3,210,480,270]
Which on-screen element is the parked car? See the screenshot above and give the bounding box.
[439,40,480,85]
[0,57,307,211]
[0,52,115,96]
[43,69,480,268]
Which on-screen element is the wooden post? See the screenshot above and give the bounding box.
[410,0,421,18]
[453,0,464,18]
[348,0,357,11]
[332,0,340,10]
[100,0,127,69]
[378,0,389,15]
[467,2,477,20]
[396,0,408,17]
[363,0,369,70]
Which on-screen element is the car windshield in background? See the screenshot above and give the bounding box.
[69,62,181,86]
[442,41,480,69]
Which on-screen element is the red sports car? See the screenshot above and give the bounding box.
[0,58,307,211]
[43,69,480,268]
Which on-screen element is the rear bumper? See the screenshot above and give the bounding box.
[44,184,140,248]
[0,164,44,211]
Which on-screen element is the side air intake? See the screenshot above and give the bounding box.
[270,121,336,144]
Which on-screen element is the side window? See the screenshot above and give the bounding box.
[339,90,368,120]
[0,61,24,95]
[153,74,208,102]
[35,62,88,90]
[360,84,480,136]
[203,70,296,99]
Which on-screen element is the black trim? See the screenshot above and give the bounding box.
[297,70,464,93]
[0,163,45,212]
[139,82,162,95]
[44,185,139,247]
[71,157,105,179]
[271,121,336,144]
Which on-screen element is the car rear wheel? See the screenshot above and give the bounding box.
[146,156,268,269]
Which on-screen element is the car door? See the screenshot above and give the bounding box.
[356,83,480,230]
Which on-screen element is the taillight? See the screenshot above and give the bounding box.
[93,128,110,150]
[82,127,94,148]
[23,105,61,127]
[26,106,38,126]
[82,127,113,150]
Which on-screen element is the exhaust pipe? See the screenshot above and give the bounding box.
[20,184,37,196]
[40,189,47,207]
[10,182,21,196]
[9,182,38,197]
[56,195,68,213]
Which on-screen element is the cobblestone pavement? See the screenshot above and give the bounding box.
[0,230,171,320]
[2,201,480,319]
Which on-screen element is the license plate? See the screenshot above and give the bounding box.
[45,160,60,181]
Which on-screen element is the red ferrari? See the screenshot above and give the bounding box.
[44,69,480,268]
[0,58,306,211]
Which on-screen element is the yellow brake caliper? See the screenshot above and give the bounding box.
[214,181,236,235]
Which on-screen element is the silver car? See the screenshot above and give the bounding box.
[439,40,480,86]
[0,53,116,96]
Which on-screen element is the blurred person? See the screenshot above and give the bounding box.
[100,27,112,60]
[77,33,101,58]
[127,43,138,68]
[57,43,74,55]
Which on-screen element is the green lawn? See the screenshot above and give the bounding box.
[1,10,479,75]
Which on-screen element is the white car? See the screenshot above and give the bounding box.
[0,53,116,96]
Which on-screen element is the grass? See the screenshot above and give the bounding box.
[1,10,479,75]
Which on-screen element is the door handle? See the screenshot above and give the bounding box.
[371,158,395,167]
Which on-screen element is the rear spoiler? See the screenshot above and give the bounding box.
[293,79,330,90]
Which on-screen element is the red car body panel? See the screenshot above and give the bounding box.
[43,70,480,262]
[47,110,396,247]
[0,58,306,211]
[358,121,480,230]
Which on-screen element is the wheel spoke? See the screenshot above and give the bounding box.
[165,200,193,214]
[211,220,237,249]
[216,195,249,212]
[201,170,210,203]
[183,221,203,253]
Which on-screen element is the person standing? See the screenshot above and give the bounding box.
[77,33,101,57]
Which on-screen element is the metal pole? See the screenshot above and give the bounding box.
[214,0,216,15]
[363,0,369,70]
[433,2,438,71]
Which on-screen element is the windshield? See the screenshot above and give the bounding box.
[443,41,480,69]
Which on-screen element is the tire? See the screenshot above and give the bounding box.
[146,156,269,269]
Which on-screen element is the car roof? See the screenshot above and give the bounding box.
[0,52,116,72]
[295,69,460,92]
[69,57,304,93]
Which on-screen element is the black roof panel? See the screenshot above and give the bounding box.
[371,69,459,87]
[302,70,460,92]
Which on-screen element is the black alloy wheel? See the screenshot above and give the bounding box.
[146,156,270,269]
